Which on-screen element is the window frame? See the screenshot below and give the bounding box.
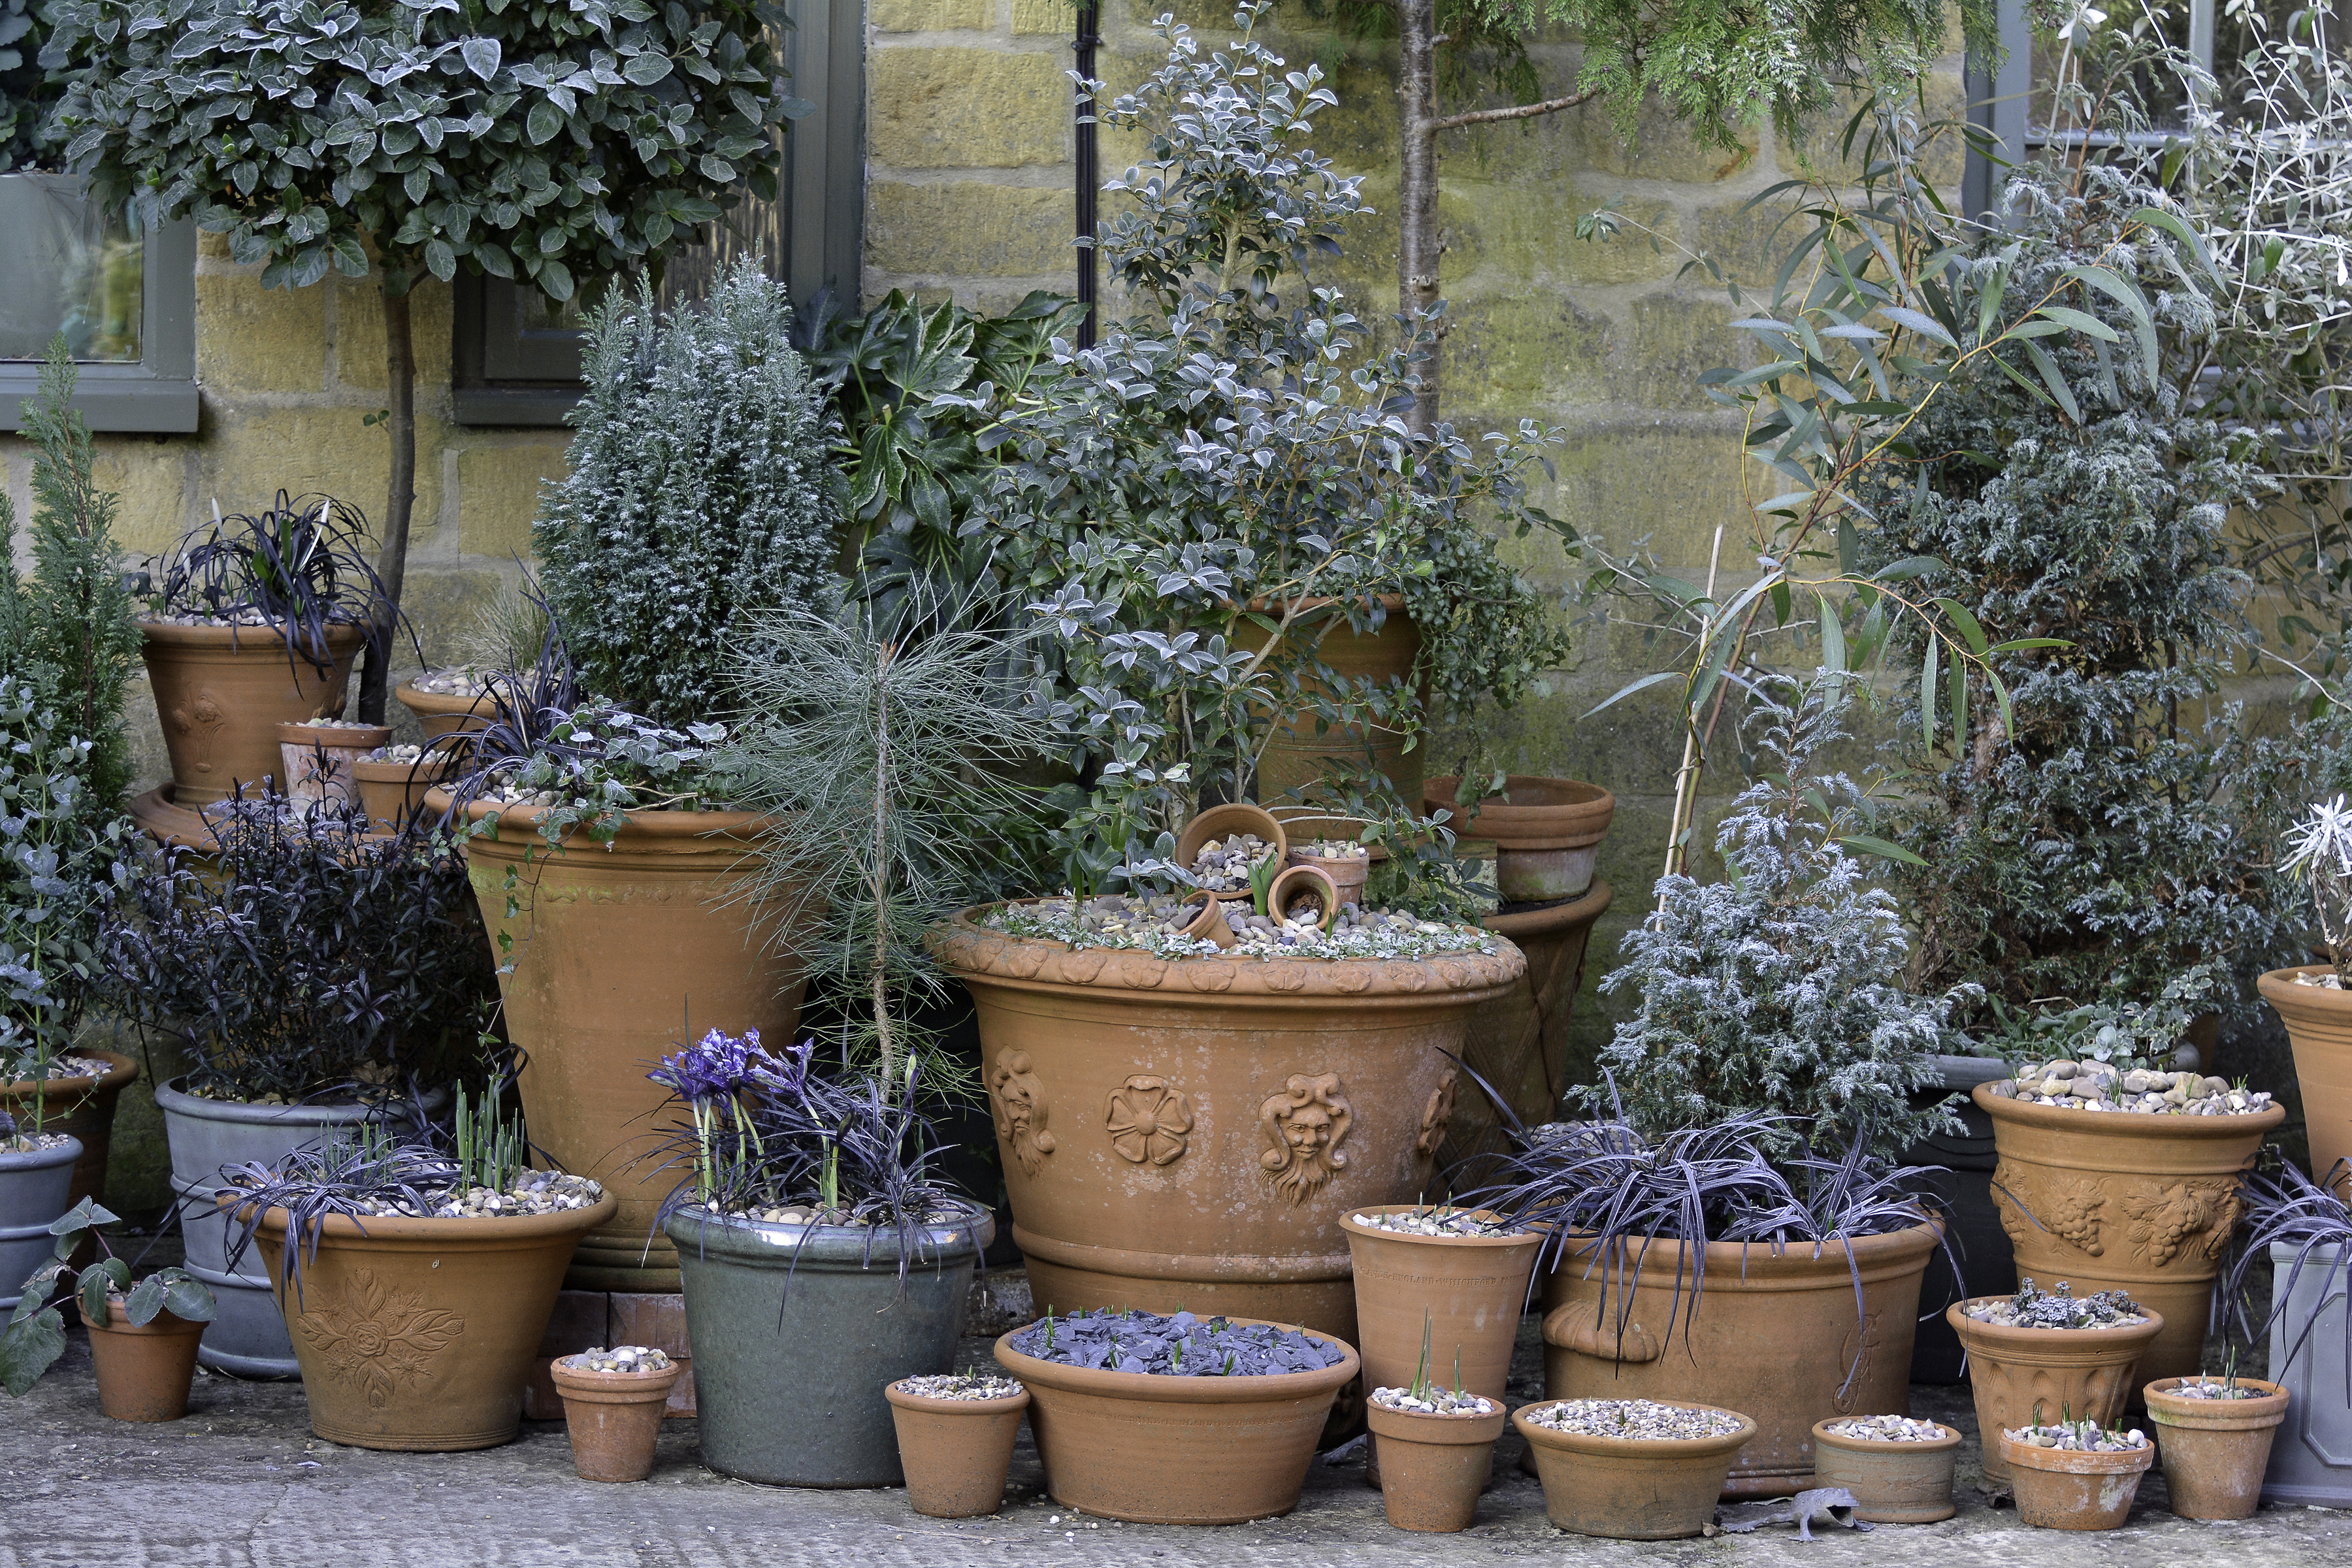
[0,180,198,434]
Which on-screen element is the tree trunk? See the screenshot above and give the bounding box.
[357,280,416,725]
[1397,0,1443,437]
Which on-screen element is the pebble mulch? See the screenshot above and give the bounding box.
[1349,1208,1527,1237]
[1963,1279,2148,1331]
[1823,1415,1951,1442]
[564,1345,672,1374]
[346,1170,604,1218]
[1522,1399,1746,1440]
[1292,841,1369,863]
[2166,1380,2268,1399]
[988,897,1494,962]
[4,1053,114,1083]
[1369,1385,1495,1416]
[1005,1309,1346,1377]
[286,717,376,733]
[362,744,431,764]
[1991,1060,2272,1116]
[0,1132,77,1154]
[1188,834,1277,892]
[409,665,500,696]
[144,610,357,630]
[895,1373,1024,1401]
[2009,1420,2149,1452]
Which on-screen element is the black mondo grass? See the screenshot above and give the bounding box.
[2228,1158,2352,1399]
[153,491,414,676]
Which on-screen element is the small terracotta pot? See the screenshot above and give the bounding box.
[2143,1375,2289,1520]
[142,619,365,806]
[1808,1419,1960,1522]
[350,751,455,834]
[1512,1399,1756,1539]
[885,1381,1032,1518]
[1178,892,1238,949]
[85,1296,206,1422]
[395,678,497,740]
[549,1356,683,1482]
[1367,1399,1507,1532]
[1423,776,1614,903]
[1173,804,1287,898]
[1997,1429,2153,1529]
[1342,1207,1539,1403]
[993,1318,1360,1524]
[275,721,393,807]
[1284,844,1369,903]
[2261,967,2352,1196]
[1946,1299,2164,1483]
[1266,863,1339,931]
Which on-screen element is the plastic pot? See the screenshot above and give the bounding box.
[140,619,365,805]
[1512,1399,1756,1539]
[1367,1399,1506,1531]
[885,1380,1031,1518]
[551,1356,685,1482]
[86,1295,207,1422]
[0,1135,82,1311]
[1808,1418,1960,1522]
[1998,1429,2153,1529]
[2144,1375,2288,1520]
[1946,1298,2165,1483]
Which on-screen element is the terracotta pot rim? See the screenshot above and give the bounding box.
[88,1298,208,1336]
[1265,862,1339,931]
[1481,879,1612,939]
[1173,803,1289,875]
[1511,1399,1757,1459]
[1971,1081,2287,1138]
[138,617,368,651]
[274,721,390,745]
[429,789,776,841]
[0,1047,140,1099]
[883,1382,1033,1415]
[1555,1220,1945,1278]
[394,679,497,713]
[238,1192,619,1244]
[1365,1399,1508,1442]
[0,1134,82,1173]
[932,904,1527,1000]
[1993,1429,2155,1476]
[549,1360,685,1396]
[1809,1417,1963,1454]
[2259,964,2352,1011]
[1423,776,1616,849]
[1341,1206,1540,1247]
[1943,1298,2168,1348]
[2142,1376,2289,1424]
[992,1318,1361,1405]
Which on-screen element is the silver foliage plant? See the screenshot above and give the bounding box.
[2283,796,2352,987]
[536,261,840,729]
[1581,676,1975,1161]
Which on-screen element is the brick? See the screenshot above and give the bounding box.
[88,436,199,558]
[875,0,994,28]
[868,48,1068,169]
[194,406,449,549]
[333,275,455,394]
[193,270,327,395]
[866,181,1076,280]
[455,439,568,559]
[1569,95,1763,186]
[1011,0,1071,34]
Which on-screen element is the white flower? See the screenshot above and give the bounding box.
[2056,4,2107,40]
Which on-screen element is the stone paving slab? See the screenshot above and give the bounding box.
[6,1322,2350,1568]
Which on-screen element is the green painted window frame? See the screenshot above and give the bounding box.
[451,0,865,429]
[0,178,199,434]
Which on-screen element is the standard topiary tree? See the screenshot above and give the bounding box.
[534,261,838,728]
[44,0,804,721]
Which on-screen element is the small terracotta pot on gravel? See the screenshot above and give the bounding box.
[1172,804,1286,898]
[85,1296,206,1422]
[274,720,391,807]
[1512,1399,1756,1540]
[551,1356,682,1482]
[1946,1298,2164,1484]
[1177,892,1238,950]
[1367,1399,1507,1532]
[2143,1376,2289,1520]
[1808,1418,1960,1522]
[885,1380,1032,1518]
[1265,863,1340,932]
[1997,1429,2153,1530]
[1284,844,1369,903]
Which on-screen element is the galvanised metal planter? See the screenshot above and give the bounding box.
[666,1205,992,1488]
[0,1135,81,1311]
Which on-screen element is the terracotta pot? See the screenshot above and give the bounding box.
[1235,596,1421,841]
[0,1049,139,1208]
[1513,1398,1757,1539]
[1424,776,1614,903]
[250,1190,616,1450]
[2144,1375,2288,1520]
[141,619,365,806]
[1808,1418,1960,1522]
[1539,1224,1939,1497]
[994,1318,1360,1524]
[350,751,456,834]
[1177,892,1237,950]
[2261,966,2352,1193]
[1284,844,1369,904]
[1367,1398,1507,1531]
[274,721,391,807]
[1265,863,1339,931]
[550,1356,684,1482]
[885,1381,1032,1518]
[438,792,809,1290]
[1341,1206,1538,1402]
[1173,804,1287,898]
[1997,1428,2153,1529]
[85,1295,207,1422]
[1974,1081,2279,1388]
[1437,883,1612,1177]
[1944,1298,2164,1482]
[395,679,496,740]
[933,907,1526,1343]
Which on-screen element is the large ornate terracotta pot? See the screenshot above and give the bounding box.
[438,794,809,1290]
[1974,1081,2281,1390]
[2260,966,2352,1190]
[931,907,1525,1347]
[140,620,365,805]
[1539,1225,1941,1498]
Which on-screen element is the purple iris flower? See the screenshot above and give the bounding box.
[749,1037,815,1099]
[647,1028,765,1104]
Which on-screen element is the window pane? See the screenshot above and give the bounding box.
[2213,0,2344,120]
[0,173,142,363]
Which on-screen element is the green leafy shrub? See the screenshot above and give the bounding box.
[536,263,840,728]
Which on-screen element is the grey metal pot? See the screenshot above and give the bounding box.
[667,1203,993,1486]
[156,1078,446,1377]
[0,1135,82,1311]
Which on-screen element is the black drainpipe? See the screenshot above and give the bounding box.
[1074,2,1100,348]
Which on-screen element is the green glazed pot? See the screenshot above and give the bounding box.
[666,1203,993,1486]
